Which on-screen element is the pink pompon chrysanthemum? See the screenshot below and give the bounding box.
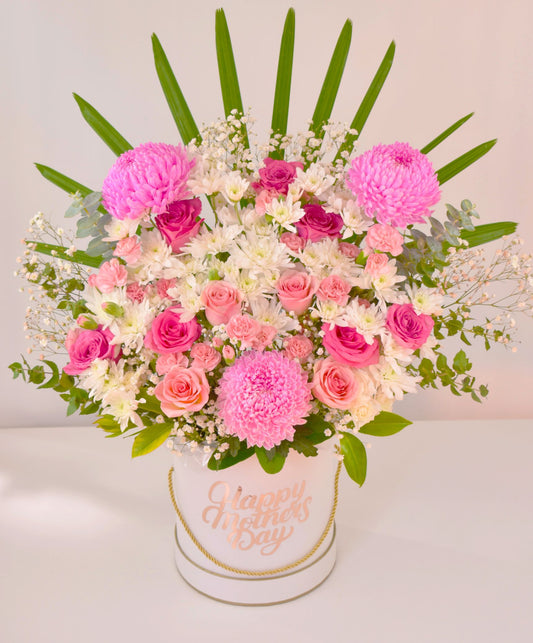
[217,350,312,450]
[346,142,441,228]
[102,142,194,220]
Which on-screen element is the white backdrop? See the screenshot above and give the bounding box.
[2,0,532,427]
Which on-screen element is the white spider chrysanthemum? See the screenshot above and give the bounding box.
[265,195,305,232]
[84,286,129,328]
[184,224,242,259]
[135,229,175,282]
[222,171,250,202]
[371,264,407,303]
[369,357,420,400]
[380,332,415,363]
[314,299,344,324]
[110,299,155,352]
[101,389,141,430]
[294,163,335,195]
[232,230,292,276]
[103,217,141,242]
[405,284,444,315]
[78,358,109,400]
[250,297,300,333]
[340,299,386,343]
[340,199,373,237]
[299,237,361,281]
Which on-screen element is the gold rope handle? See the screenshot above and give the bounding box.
[168,461,342,577]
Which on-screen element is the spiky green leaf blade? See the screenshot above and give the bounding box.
[215,9,248,148]
[358,411,412,437]
[152,34,200,144]
[436,139,497,185]
[270,8,295,159]
[340,432,367,486]
[310,19,352,137]
[460,221,518,247]
[34,164,93,197]
[420,112,474,155]
[132,423,172,458]
[25,240,103,268]
[73,93,132,156]
[335,41,395,161]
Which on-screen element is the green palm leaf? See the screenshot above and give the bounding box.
[73,93,132,156]
[420,112,474,154]
[25,240,103,268]
[34,163,93,197]
[335,41,395,162]
[461,221,517,247]
[152,34,200,145]
[270,8,295,159]
[437,139,497,185]
[310,19,352,137]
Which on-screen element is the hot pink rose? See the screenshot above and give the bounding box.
[200,281,242,326]
[311,358,360,409]
[365,223,404,256]
[284,335,313,361]
[365,252,390,276]
[226,315,261,348]
[294,204,344,242]
[338,242,360,258]
[280,232,306,253]
[93,258,128,293]
[252,158,303,195]
[154,197,203,253]
[144,306,201,354]
[386,303,434,349]
[64,326,117,375]
[126,282,145,303]
[190,343,222,371]
[113,237,141,265]
[322,324,380,368]
[251,324,277,352]
[277,269,318,315]
[317,275,351,306]
[156,352,189,375]
[154,366,210,417]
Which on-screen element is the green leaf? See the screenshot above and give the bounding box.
[9,362,24,380]
[137,394,162,415]
[95,414,122,437]
[132,423,172,458]
[460,221,518,247]
[215,9,248,147]
[297,414,331,445]
[335,41,395,161]
[152,34,200,145]
[358,411,412,437]
[453,349,471,374]
[208,444,255,471]
[290,435,318,457]
[310,19,352,137]
[73,93,132,156]
[420,112,474,155]
[34,164,93,197]
[37,360,60,389]
[255,446,287,474]
[436,139,497,185]
[270,8,295,157]
[25,240,103,268]
[340,432,367,486]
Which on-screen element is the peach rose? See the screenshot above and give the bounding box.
[284,335,313,361]
[276,269,318,315]
[200,280,242,326]
[311,358,360,410]
[317,275,351,306]
[154,366,210,417]
[190,343,222,371]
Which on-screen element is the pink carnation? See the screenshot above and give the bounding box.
[251,324,277,352]
[226,315,261,348]
[365,253,390,276]
[338,242,360,258]
[156,352,189,375]
[102,142,194,220]
[190,343,222,371]
[317,275,351,306]
[346,142,441,228]
[365,224,404,256]
[113,237,141,265]
[156,278,177,300]
[280,232,306,253]
[126,283,145,303]
[284,335,313,361]
[218,351,312,449]
[93,258,128,293]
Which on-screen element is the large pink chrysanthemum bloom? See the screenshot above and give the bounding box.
[102,142,194,220]
[346,142,441,228]
[217,350,312,450]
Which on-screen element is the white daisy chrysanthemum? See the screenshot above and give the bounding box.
[250,297,300,333]
[294,163,335,196]
[78,358,109,400]
[222,171,250,202]
[84,286,129,328]
[340,299,386,343]
[405,284,444,316]
[102,217,141,242]
[350,396,381,430]
[371,263,407,303]
[265,195,305,232]
[232,230,292,277]
[101,389,141,430]
[314,299,344,324]
[380,331,415,363]
[135,229,175,282]
[340,199,373,237]
[300,237,361,281]
[110,299,155,352]
[369,356,421,400]
[184,224,242,259]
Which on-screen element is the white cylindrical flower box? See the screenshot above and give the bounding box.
[170,440,339,605]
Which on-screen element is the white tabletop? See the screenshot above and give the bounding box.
[1,419,532,643]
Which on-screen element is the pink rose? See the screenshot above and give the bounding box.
[93,258,128,293]
[113,237,141,265]
[154,198,203,253]
[338,242,360,258]
[251,324,277,352]
[190,343,222,371]
[322,324,380,368]
[277,269,318,315]
[280,231,306,253]
[154,366,210,417]
[317,275,351,306]
[226,315,261,348]
[365,252,390,276]
[64,326,118,375]
[126,282,145,303]
[200,281,242,326]
[386,303,434,349]
[252,158,303,195]
[294,204,343,242]
[144,306,201,354]
[365,223,404,256]
[284,335,313,361]
[156,352,189,375]
[311,358,360,409]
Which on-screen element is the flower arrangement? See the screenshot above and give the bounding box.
[11,9,533,486]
